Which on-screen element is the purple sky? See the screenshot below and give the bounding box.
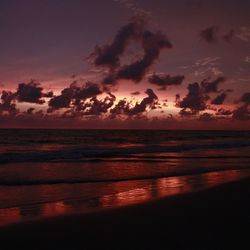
[1,0,250,128]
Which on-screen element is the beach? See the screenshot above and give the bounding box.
[1,130,250,250]
[1,176,250,250]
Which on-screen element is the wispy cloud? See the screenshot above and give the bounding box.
[180,57,223,77]
[112,0,152,18]
[236,27,250,42]
[194,57,221,67]
[244,56,250,63]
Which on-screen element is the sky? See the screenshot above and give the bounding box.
[0,0,250,129]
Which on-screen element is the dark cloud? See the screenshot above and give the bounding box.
[26,107,35,115]
[73,82,103,109]
[148,73,184,90]
[16,81,45,104]
[232,92,250,120]
[200,26,236,44]
[131,91,140,95]
[199,113,216,121]
[91,19,173,86]
[175,94,180,103]
[89,19,144,69]
[179,109,197,117]
[115,56,152,82]
[82,93,116,116]
[201,76,225,93]
[239,92,250,105]
[200,25,220,43]
[110,99,130,117]
[115,30,172,83]
[176,77,229,116]
[110,88,158,117]
[48,82,102,112]
[1,82,52,115]
[48,86,74,111]
[43,91,53,98]
[0,91,17,114]
[176,82,209,115]
[232,105,250,120]
[211,92,227,105]
[216,108,232,116]
[129,88,158,115]
[102,74,117,86]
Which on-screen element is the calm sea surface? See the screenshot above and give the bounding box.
[0,129,250,226]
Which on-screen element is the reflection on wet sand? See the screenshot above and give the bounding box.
[0,169,249,227]
[0,208,21,226]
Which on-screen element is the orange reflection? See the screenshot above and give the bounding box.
[100,187,151,208]
[202,170,242,186]
[156,177,190,197]
[0,169,250,227]
[42,202,70,217]
[0,208,21,226]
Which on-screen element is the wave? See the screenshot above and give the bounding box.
[1,166,249,186]
[1,141,250,164]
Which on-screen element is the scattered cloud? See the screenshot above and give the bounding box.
[148,73,184,90]
[110,88,158,117]
[176,77,227,116]
[200,26,234,43]
[200,25,220,43]
[48,82,102,112]
[79,93,116,116]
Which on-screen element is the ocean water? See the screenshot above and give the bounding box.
[0,129,250,226]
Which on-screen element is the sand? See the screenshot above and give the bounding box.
[1,177,250,250]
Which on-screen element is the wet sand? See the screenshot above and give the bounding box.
[1,177,250,250]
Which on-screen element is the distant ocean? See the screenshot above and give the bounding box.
[1,129,250,226]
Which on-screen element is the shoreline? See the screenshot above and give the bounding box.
[1,177,250,249]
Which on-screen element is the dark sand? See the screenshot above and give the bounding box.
[1,177,250,250]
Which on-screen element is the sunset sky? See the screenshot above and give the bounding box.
[1,0,250,129]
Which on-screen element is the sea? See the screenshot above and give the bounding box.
[0,129,250,226]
